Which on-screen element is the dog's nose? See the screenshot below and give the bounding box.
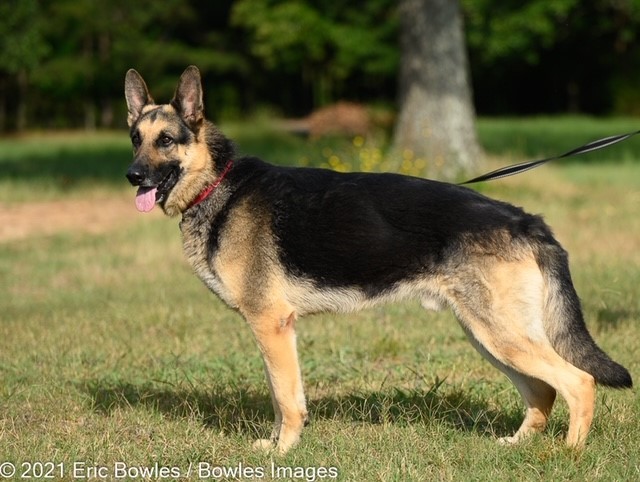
[126,165,147,186]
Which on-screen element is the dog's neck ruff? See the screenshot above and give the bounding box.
[188,159,233,209]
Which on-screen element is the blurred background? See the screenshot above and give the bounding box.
[2,0,640,131]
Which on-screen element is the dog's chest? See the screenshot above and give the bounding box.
[180,218,240,309]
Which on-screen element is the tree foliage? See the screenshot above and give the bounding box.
[0,0,49,130]
[232,0,397,106]
[0,0,49,74]
[463,0,640,114]
[0,0,639,131]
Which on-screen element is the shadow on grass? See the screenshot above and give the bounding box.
[83,379,272,439]
[81,378,525,441]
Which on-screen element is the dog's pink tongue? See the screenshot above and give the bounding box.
[135,186,157,213]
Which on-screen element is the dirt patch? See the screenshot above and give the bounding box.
[307,102,371,139]
[0,193,163,243]
[277,102,394,139]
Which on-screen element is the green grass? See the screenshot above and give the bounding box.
[1,118,639,480]
[0,131,132,203]
[477,116,640,162]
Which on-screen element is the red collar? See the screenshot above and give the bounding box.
[188,159,233,209]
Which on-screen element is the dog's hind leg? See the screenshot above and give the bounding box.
[450,257,596,447]
[247,305,308,454]
[469,328,594,447]
[499,374,557,444]
[463,332,557,443]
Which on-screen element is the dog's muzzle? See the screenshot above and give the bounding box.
[125,160,182,213]
[126,163,149,186]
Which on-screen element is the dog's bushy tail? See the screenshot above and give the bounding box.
[536,243,632,388]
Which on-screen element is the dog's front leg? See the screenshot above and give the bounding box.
[261,362,283,443]
[248,309,307,454]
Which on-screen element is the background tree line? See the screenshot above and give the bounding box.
[2,0,640,132]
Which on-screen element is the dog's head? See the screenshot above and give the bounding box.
[124,66,226,216]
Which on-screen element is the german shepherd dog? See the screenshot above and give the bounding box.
[124,66,631,453]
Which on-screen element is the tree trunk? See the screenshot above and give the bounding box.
[392,0,481,180]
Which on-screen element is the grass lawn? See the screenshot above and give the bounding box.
[1,118,639,480]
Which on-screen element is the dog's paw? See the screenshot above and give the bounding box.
[253,437,298,455]
[497,435,519,445]
[253,439,276,451]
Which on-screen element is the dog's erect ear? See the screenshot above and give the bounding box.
[171,65,204,131]
[125,69,154,127]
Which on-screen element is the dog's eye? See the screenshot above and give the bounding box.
[160,135,174,146]
[131,132,141,148]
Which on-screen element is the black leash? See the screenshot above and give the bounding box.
[459,129,640,185]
